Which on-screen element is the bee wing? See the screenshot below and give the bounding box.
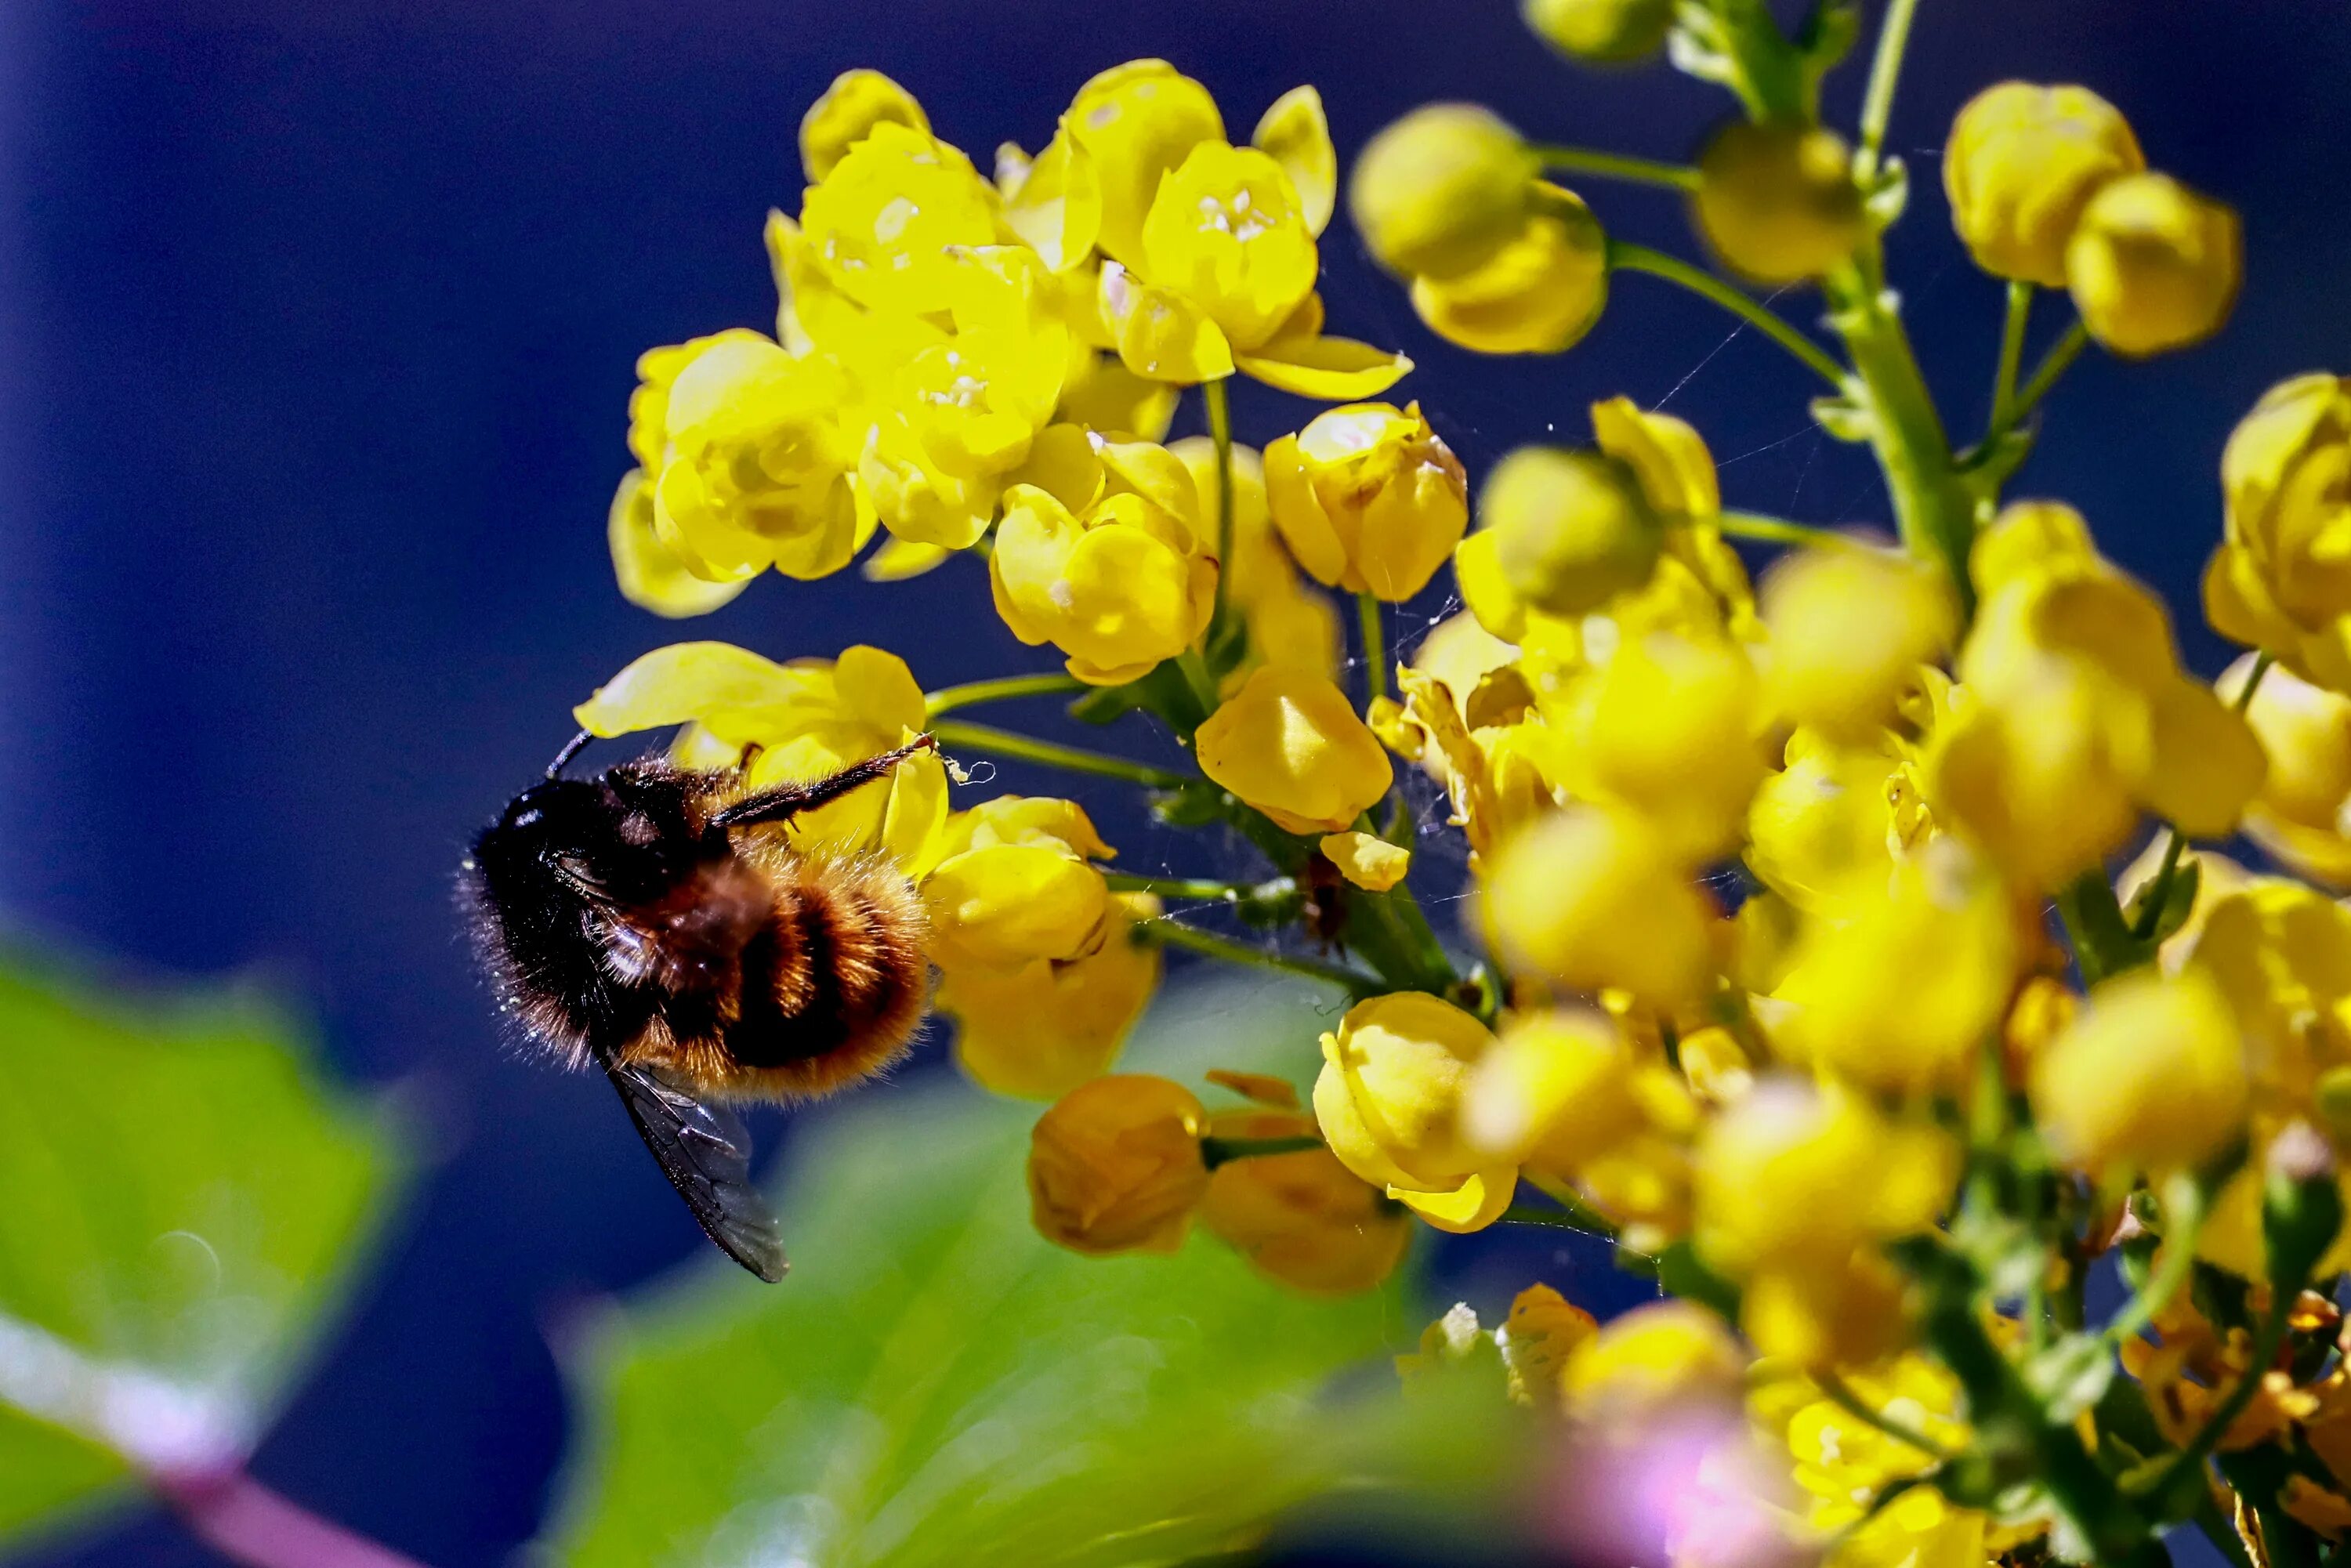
[602,1059,787,1282]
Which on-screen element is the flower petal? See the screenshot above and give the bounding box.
[574,642,805,737]
[1252,85,1336,237]
[1389,1168,1520,1233]
[1237,335,1413,400]
[862,535,956,582]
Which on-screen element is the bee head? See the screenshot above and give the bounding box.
[473,770,703,911]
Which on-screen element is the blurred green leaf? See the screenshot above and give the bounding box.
[547,980,1506,1568]
[0,949,403,1552]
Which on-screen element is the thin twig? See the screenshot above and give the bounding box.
[1608,242,1849,388]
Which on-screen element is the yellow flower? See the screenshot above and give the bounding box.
[1027,1074,1208,1255]
[1769,841,2019,1095]
[1481,806,1715,1008]
[989,475,1216,685]
[1759,1356,1997,1566]
[1522,0,1672,63]
[938,893,1162,1100]
[607,469,749,618]
[2029,967,2248,1176]
[1547,628,1768,858]
[1200,1106,1413,1295]
[642,332,866,583]
[1408,184,1608,355]
[799,68,931,183]
[1759,549,1956,741]
[1371,666,1568,864]
[1479,446,1664,616]
[1312,993,1518,1233]
[1462,1008,1654,1180]
[2236,654,2351,885]
[1265,402,1469,601]
[1560,1301,1748,1425]
[1063,60,1226,268]
[1744,731,1902,914]
[1498,1284,1599,1411]
[919,796,1114,973]
[1170,436,1344,688]
[1943,81,2144,287]
[1691,121,1864,286]
[1140,141,1318,352]
[572,640,946,863]
[1589,395,1719,521]
[1197,667,1394,834]
[1349,104,1541,281]
[2205,374,2351,692]
[799,121,1000,318]
[2189,880,2351,1121]
[1320,831,1411,892]
[2064,171,2241,358]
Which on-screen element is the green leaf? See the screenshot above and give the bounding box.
[0,950,403,1552]
[2020,1332,2117,1424]
[545,983,1508,1568]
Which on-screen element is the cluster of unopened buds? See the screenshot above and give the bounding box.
[566,0,2351,1562]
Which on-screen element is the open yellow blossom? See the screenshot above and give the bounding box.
[2206,373,2351,692]
[1266,402,1469,601]
[1140,142,1317,352]
[1197,667,1394,835]
[2030,967,2248,1176]
[1409,184,1608,355]
[799,121,999,319]
[799,68,931,183]
[1028,1074,1208,1255]
[2064,171,2241,358]
[1371,665,1567,863]
[1482,806,1715,1008]
[1561,1301,1748,1425]
[1312,993,1518,1233]
[1759,549,1955,741]
[1201,1106,1412,1295]
[2190,881,2351,1121]
[2234,654,2351,885]
[1480,446,1664,617]
[1350,104,1541,281]
[572,640,945,863]
[990,476,1216,685]
[607,469,748,619]
[1319,831,1411,892]
[939,894,1161,1100]
[1523,0,1672,63]
[1691,121,1864,286]
[1769,841,2018,1095]
[1063,60,1226,269]
[1943,81,2143,286]
[919,796,1114,973]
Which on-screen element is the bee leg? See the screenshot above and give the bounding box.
[709,735,938,829]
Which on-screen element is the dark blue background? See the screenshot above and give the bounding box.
[2,2,2346,1563]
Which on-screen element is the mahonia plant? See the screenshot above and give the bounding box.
[570,6,2351,1565]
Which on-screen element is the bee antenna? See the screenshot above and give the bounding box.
[546,730,594,779]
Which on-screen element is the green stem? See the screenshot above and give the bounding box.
[1358,594,1388,703]
[924,671,1088,718]
[1856,0,1925,176]
[1607,241,1849,388]
[1144,918,1383,997]
[1203,376,1237,655]
[1991,281,2033,430]
[1529,143,1701,192]
[1103,872,1259,903]
[1200,1134,1323,1168]
[1813,1369,1954,1461]
[1716,510,1869,552]
[2104,1179,2205,1349]
[2001,320,2091,433]
[929,719,1191,790]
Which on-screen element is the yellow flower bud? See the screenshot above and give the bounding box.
[1197,667,1395,835]
[1744,732,1900,914]
[1409,186,1608,355]
[1319,831,1411,892]
[1480,806,1715,1008]
[1690,121,1864,286]
[1265,402,1469,601]
[1027,1074,1208,1255]
[1201,1108,1412,1295]
[1522,0,1673,63]
[2236,655,2351,886]
[1064,60,1226,267]
[1759,549,1955,741]
[2205,374,2351,691]
[1482,447,1664,616]
[1770,842,2019,1095]
[799,68,931,183]
[990,480,1215,685]
[799,121,999,317]
[2064,171,2241,358]
[920,796,1114,973]
[1139,142,1319,353]
[1972,498,2099,599]
[1560,1301,1748,1425]
[1311,993,1517,1233]
[1462,1007,1640,1170]
[2029,968,2248,1176]
[1943,81,2143,287]
[606,469,748,618]
[1498,1284,1597,1412]
[1694,1078,1952,1279]
[1349,104,1541,281]
[1552,628,1767,858]
[938,894,1162,1100]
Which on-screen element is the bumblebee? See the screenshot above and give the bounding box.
[463,732,936,1280]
